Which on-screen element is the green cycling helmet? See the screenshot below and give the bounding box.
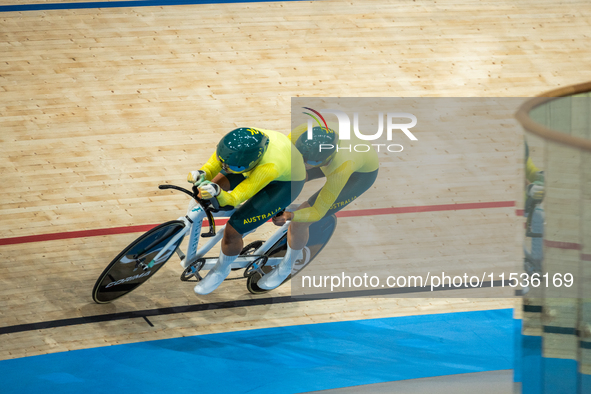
[216,128,269,173]
[295,126,338,167]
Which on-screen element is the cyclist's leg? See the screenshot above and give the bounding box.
[286,202,312,250]
[260,170,379,290]
[227,179,306,235]
[193,171,246,295]
[288,169,379,250]
[194,179,305,295]
[229,178,305,261]
[194,222,243,294]
[280,167,324,249]
[254,181,309,289]
[311,169,378,217]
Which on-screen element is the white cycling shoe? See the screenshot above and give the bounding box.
[194,251,236,295]
[257,248,302,290]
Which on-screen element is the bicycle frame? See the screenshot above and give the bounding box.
[147,202,287,272]
[92,184,304,303]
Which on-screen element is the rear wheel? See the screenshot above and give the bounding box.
[246,235,287,294]
[241,240,264,256]
[92,221,186,303]
[230,240,265,271]
[246,215,337,294]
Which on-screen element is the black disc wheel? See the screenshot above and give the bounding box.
[92,221,186,304]
[246,236,287,295]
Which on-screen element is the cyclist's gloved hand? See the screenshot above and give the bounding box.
[199,183,221,200]
[187,170,207,186]
[528,182,545,201]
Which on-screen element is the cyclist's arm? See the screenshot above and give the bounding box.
[216,163,279,207]
[292,161,355,222]
[199,152,222,181]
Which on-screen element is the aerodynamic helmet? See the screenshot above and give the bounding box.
[295,126,338,167]
[216,128,270,173]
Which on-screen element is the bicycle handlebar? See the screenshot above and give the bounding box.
[158,184,219,238]
[158,184,194,197]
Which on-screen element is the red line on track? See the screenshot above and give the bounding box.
[336,201,515,218]
[0,200,515,246]
[544,240,582,250]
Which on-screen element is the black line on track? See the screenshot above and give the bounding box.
[523,304,543,313]
[0,280,510,335]
[543,326,578,336]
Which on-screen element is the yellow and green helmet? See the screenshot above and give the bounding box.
[216,128,270,173]
[295,126,338,167]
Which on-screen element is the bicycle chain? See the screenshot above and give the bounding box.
[225,276,247,281]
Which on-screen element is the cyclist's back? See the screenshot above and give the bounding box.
[288,123,379,223]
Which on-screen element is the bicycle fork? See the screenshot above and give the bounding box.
[145,205,209,270]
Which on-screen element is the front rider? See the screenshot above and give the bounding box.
[187,127,306,295]
[525,141,544,200]
[257,124,380,290]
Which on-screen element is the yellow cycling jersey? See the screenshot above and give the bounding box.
[200,129,306,207]
[526,157,541,183]
[289,123,379,222]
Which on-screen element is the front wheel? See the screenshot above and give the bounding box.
[92,220,186,303]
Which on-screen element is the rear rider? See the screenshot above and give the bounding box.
[258,124,379,290]
[187,127,306,295]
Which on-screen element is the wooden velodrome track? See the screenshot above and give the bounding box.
[1,0,591,364]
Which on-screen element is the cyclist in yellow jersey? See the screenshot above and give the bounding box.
[523,142,545,292]
[258,123,379,290]
[525,141,544,201]
[187,127,306,295]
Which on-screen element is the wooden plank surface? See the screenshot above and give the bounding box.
[3,0,591,360]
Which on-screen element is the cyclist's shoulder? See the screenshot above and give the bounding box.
[254,130,300,173]
[248,128,291,148]
[289,123,308,143]
[246,161,280,177]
